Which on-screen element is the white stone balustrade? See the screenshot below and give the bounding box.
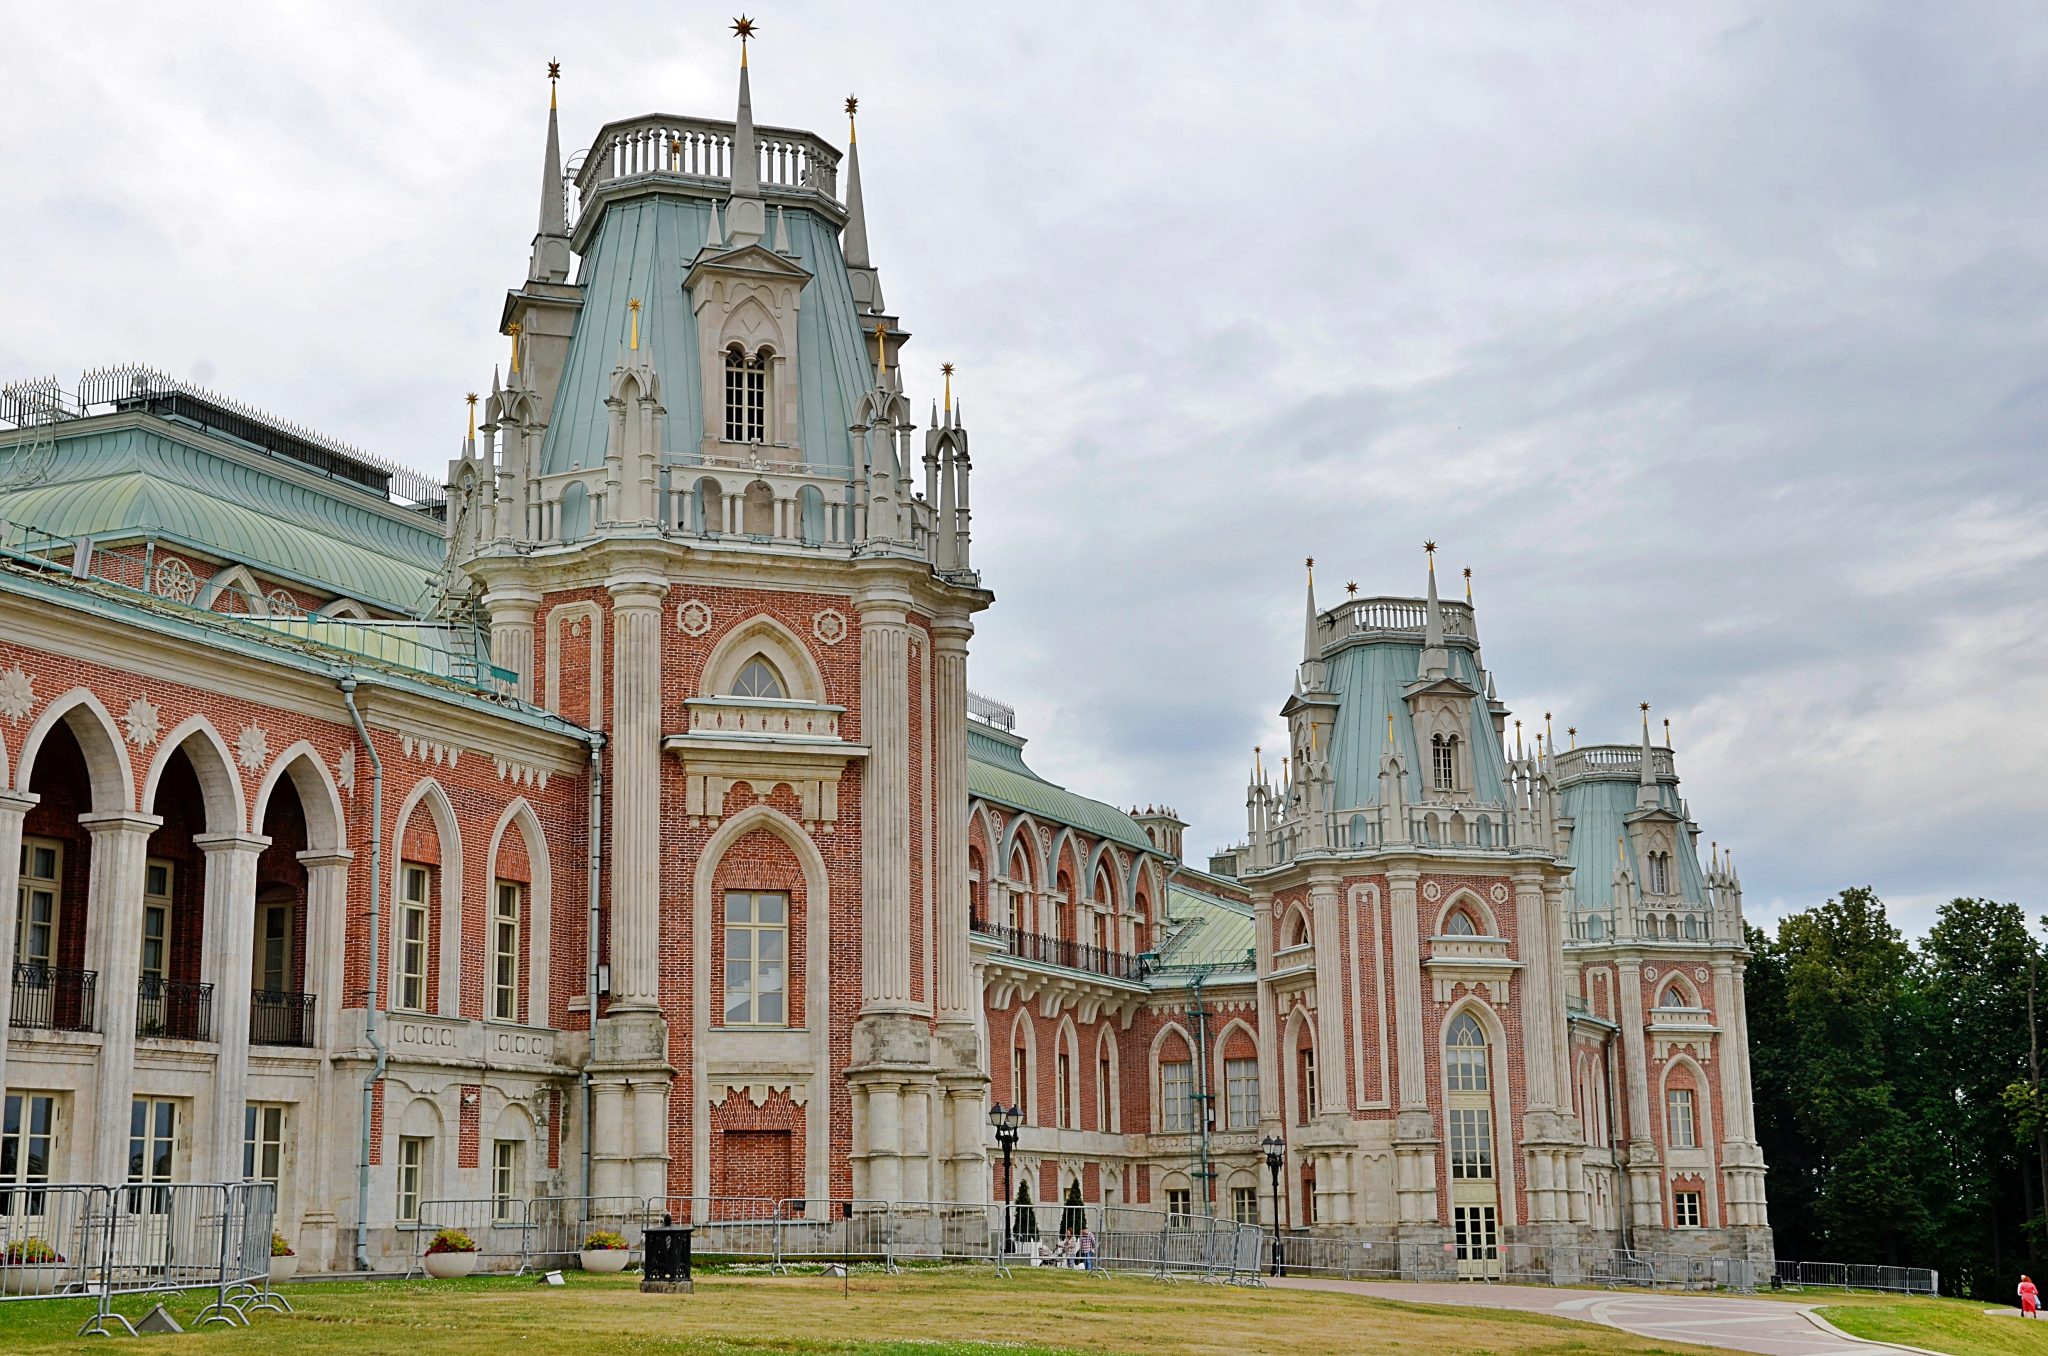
[576,114,842,216]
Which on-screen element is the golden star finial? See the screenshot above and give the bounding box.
[1345,581,1359,595]
[1305,556,1314,570]
[846,95,859,117]
[547,59,561,82]
[732,15,756,41]
[465,392,479,407]
[1423,540,1437,555]
[1640,701,1651,713]
[940,362,954,377]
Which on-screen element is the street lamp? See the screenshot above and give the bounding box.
[1261,1134,1286,1277]
[990,1102,1024,1256]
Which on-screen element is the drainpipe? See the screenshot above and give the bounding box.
[341,677,386,1272]
[581,732,604,1206]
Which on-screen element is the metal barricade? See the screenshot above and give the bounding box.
[657,1196,781,1264]
[1773,1257,1938,1295]
[0,1181,276,1336]
[528,1195,660,1269]
[774,1199,897,1273]
[404,1198,534,1277]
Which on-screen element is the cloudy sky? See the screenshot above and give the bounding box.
[4,3,2042,936]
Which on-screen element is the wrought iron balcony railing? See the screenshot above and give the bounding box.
[249,989,317,1047]
[137,976,212,1041]
[9,964,97,1032]
[971,918,1143,982]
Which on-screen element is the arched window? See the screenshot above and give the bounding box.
[693,477,724,535]
[724,345,768,442]
[1683,913,1700,941]
[559,481,590,543]
[1431,734,1458,792]
[1646,851,1671,896]
[1443,909,1480,937]
[731,657,786,700]
[1446,1013,1489,1092]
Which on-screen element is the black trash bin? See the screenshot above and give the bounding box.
[641,1226,694,1294]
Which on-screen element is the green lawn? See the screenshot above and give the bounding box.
[1812,1291,2048,1356]
[0,1266,1749,1355]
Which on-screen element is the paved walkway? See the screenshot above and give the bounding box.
[1271,1278,1931,1356]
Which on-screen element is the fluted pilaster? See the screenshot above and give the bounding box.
[82,811,163,1182]
[607,575,668,1009]
[858,595,913,1013]
[932,624,975,1026]
[196,832,268,1181]
[0,793,38,1110]
[484,587,542,703]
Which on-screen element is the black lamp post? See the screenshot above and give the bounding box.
[1261,1134,1286,1277]
[990,1102,1023,1255]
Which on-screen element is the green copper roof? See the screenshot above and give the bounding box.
[1324,640,1508,808]
[538,196,873,478]
[0,424,441,611]
[1560,772,1707,913]
[968,722,1154,853]
[1156,880,1257,972]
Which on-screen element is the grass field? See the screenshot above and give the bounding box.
[1811,1290,2048,1356]
[0,1266,1749,1356]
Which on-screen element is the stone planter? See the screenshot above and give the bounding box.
[579,1248,630,1273]
[269,1253,299,1283]
[1,1264,66,1297]
[422,1251,479,1279]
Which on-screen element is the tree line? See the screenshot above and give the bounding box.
[1746,888,2043,1299]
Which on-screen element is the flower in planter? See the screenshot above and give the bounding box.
[2,1239,63,1266]
[271,1233,295,1258]
[425,1228,478,1256]
[583,1230,628,1251]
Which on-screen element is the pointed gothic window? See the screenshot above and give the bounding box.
[1446,1013,1489,1092]
[1432,734,1457,792]
[1646,851,1671,896]
[724,345,767,443]
[731,656,787,700]
[1443,909,1479,937]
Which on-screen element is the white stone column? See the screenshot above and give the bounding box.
[1309,876,1346,1112]
[0,792,39,1103]
[592,1079,630,1200]
[1615,959,1662,1227]
[484,587,542,703]
[196,832,268,1182]
[857,594,913,1014]
[931,624,975,1027]
[81,810,163,1183]
[1513,875,1560,1113]
[299,850,353,1052]
[606,575,668,1010]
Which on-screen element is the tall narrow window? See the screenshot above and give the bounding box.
[15,839,60,971]
[723,346,767,443]
[1449,1107,1495,1180]
[722,891,788,1026]
[1097,1053,1114,1132]
[1667,1088,1698,1148]
[255,897,295,995]
[1056,1052,1073,1128]
[0,1092,55,1216]
[1225,1057,1260,1131]
[128,1098,177,1213]
[1160,1060,1193,1133]
[398,865,431,1012]
[1297,1047,1317,1123]
[243,1103,286,1184]
[1446,1014,1490,1092]
[140,860,172,985]
[1647,851,1670,896]
[1432,734,1457,791]
[396,1136,427,1223]
[491,882,522,1023]
[1013,1041,1031,1121]
[492,1140,520,1221]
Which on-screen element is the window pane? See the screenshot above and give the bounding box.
[756,894,785,925]
[725,893,753,924]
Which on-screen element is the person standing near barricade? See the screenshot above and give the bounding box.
[2020,1275,2039,1317]
[1078,1225,1097,1271]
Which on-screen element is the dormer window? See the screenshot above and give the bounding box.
[1431,734,1458,792]
[731,656,786,700]
[1443,909,1479,937]
[724,344,768,442]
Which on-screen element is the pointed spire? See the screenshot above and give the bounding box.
[1418,540,1448,681]
[730,21,759,196]
[704,200,725,251]
[843,95,871,268]
[1463,565,1473,604]
[772,204,790,254]
[529,61,571,284]
[465,392,479,445]
[1637,702,1660,807]
[507,322,523,380]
